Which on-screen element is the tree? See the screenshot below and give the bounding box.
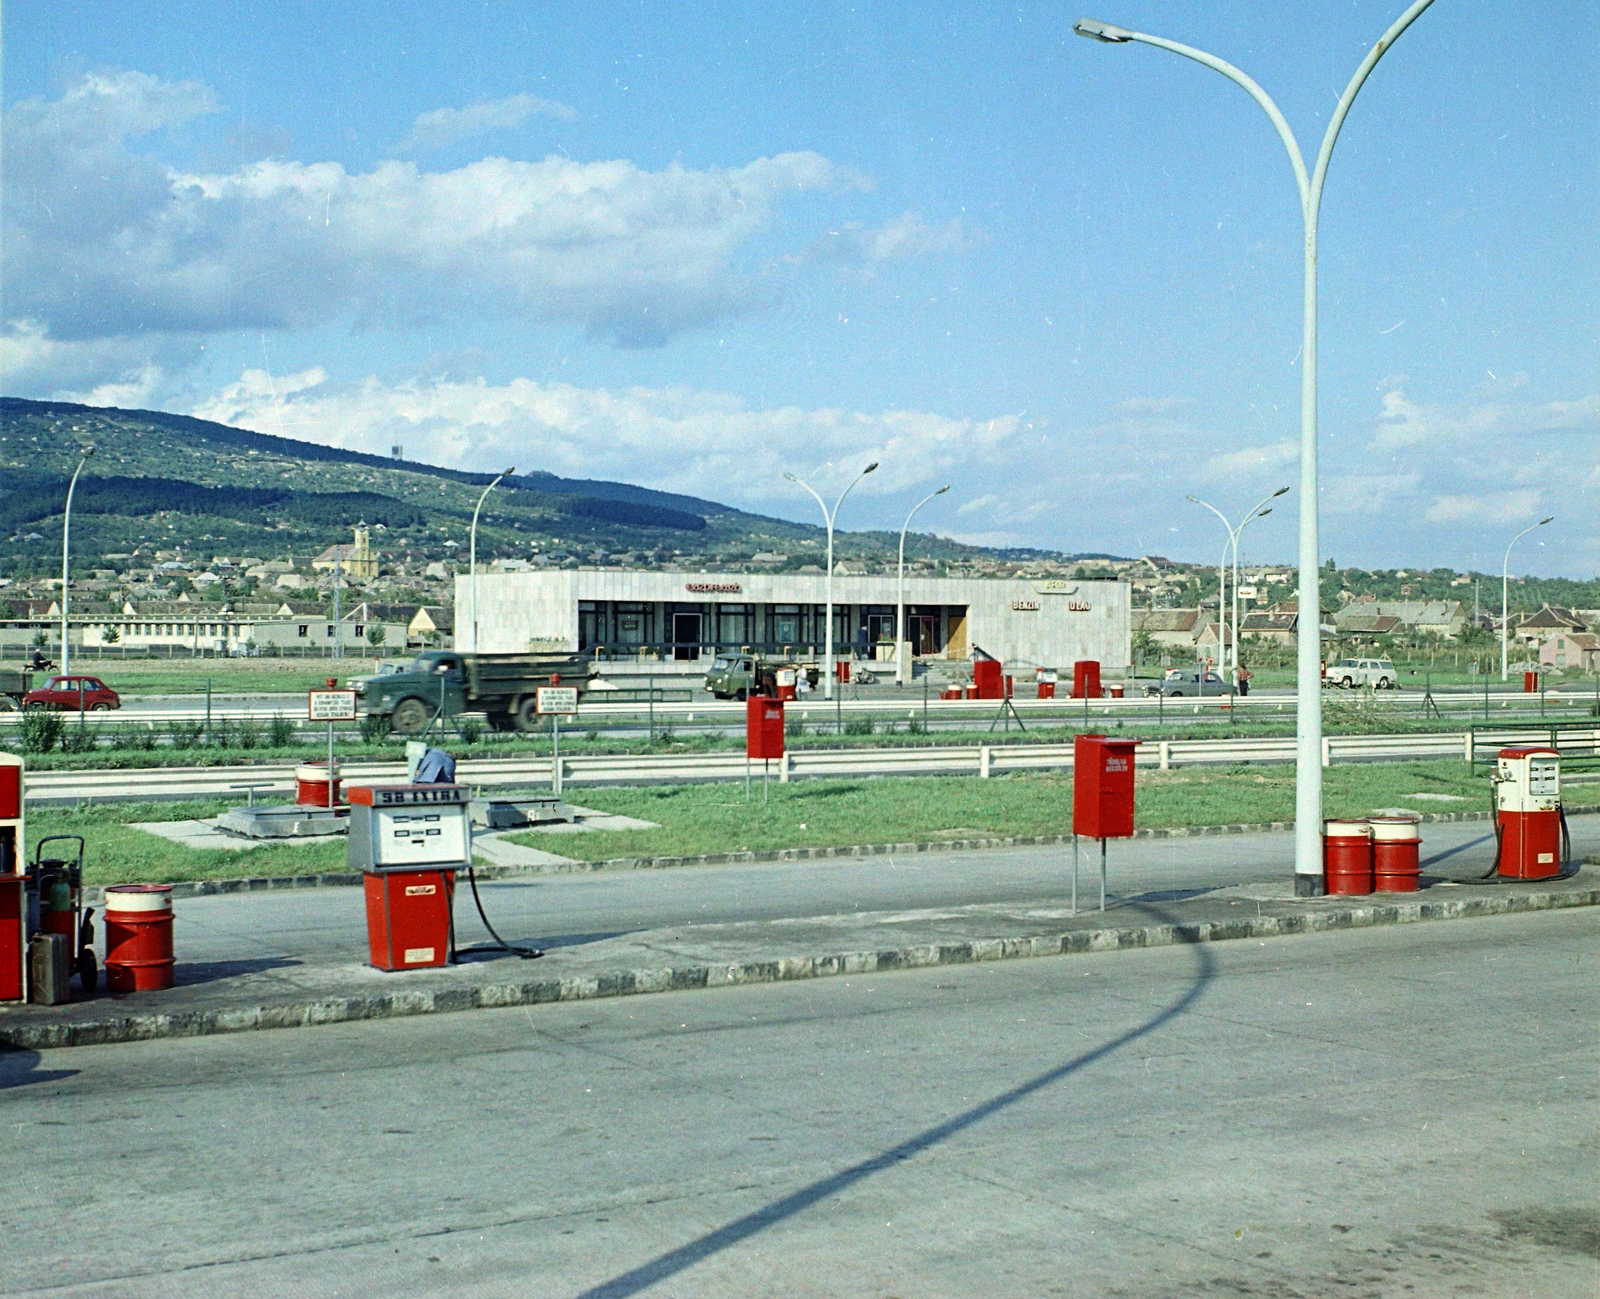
[1131,629,1158,666]
[366,624,386,648]
[103,626,121,644]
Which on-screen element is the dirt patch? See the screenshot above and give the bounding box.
[1491,1206,1600,1259]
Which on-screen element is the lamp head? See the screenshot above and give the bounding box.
[863,462,879,475]
[502,467,516,478]
[783,471,799,483]
[1271,485,1290,497]
[935,485,950,495]
[1538,515,1554,525]
[81,445,96,459]
[1074,17,1133,42]
[1184,494,1200,503]
[1257,508,1272,518]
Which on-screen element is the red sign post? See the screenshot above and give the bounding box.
[1072,733,1141,913]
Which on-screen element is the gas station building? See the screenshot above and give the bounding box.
[458,570,1132,674]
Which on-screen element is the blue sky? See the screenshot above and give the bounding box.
[3,1,1595,576]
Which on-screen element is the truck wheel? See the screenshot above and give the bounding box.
[391,698,431,735]
[735,689,747,702]
[514,696,542,733]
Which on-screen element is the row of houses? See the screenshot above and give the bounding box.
[0,598,452,655]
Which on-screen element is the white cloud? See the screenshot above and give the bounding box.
[3,71,863,349]
[188,369,1024,508]
[1371,387,1597,451]
[801,211,972,270]
[0,319,200,404]
[397,93,577,152]
[1202,438,1298,479]
[1321,472,1421,517]
[1423,491,1544,525]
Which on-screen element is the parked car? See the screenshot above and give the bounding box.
[1324,657,1397,689]
[23,674,121,712]
[1143,668,1231,698]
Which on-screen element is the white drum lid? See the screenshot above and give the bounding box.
[104,884,174,913]
[295,762,341,781]
[1369,818,1421,841]
[1323,819,1371,838]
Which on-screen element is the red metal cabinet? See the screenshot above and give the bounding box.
[973,659,1003,700]
[1072,660,1101,700]
[1073,733,1140,839]
[746,697,785,760]
[364,869,456,971]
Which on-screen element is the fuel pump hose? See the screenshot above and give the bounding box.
[464,863,544,959]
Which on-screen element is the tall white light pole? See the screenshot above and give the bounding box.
[896,485,949,686]
[1190,487,1290,671]
[59,445,95,676]
[1077,1,1438,895]
[784,462,879,700]
[1501,516,1553,681]
[1187,496,1233,669]
[469,468,516,652]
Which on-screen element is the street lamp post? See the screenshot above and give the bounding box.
[60,445,95,676]
[1186,488,1286,673]
[469,468,516,652]
[896,486,950,686]
[784,463,879,700]
[1076,2,1438,895]
[1501,516,1554,681]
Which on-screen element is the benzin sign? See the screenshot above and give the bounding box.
[685,582,742,593]
[536,686,580,715]
[1011,600,1040,611]
[307,689,357,721]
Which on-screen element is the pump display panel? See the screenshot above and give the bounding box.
[346,784,472,871]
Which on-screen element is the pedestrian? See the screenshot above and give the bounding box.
[1237,663,1252,697]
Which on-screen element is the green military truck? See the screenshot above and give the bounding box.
[0,667,37,711]
[357,651,593,735]
[703,653,817,701]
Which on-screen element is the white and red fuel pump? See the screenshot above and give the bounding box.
[1490,746,1567,880]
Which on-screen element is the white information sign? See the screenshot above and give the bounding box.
[536,686,579,716]
[308,689,358,721]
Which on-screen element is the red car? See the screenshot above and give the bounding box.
[23,675,121,712]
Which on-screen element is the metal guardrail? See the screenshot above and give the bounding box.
[27,727,1600,805]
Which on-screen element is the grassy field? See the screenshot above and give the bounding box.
[503,760,1493,862]
[34,657,391,695]
[38,759,1508,886]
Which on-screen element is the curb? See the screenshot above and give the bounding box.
[9,884,1598,1051]
[82,803,1600,900]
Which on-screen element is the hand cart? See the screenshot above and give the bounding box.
[28,835,97,994]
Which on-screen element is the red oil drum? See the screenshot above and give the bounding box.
[104,884,175,992]
[295,761,342,806]
[1109,685,1124,699]
[1322,820,1373,895]
[1370,816,1423,891]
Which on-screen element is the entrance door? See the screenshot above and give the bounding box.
[672,612,702,661]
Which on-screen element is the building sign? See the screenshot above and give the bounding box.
[685,582,742,594]
[1011,600,1040,612]
[1033,581,1079,596]
[1066,600,1092,612]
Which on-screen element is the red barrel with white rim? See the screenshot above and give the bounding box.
[295,760,342,806]
[1369,815,1423,891]
[104,884,175,992]
[1322,819,1373,896]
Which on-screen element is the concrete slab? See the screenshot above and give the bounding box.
[131,818,337,852]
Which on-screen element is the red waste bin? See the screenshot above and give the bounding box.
[1323,820,1373,895]
[1037,681,1055,699]
[1072,660,1101,700]
[834,660,850,684]
[1523,670,1539,693]
[1073,734,1141,839]
[1370,816,1422,891]
[973,659,1003,700]
[746,696,785,760]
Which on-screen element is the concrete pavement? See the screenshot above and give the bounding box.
[2,813,1595,1049]
[2,907,1594,1297]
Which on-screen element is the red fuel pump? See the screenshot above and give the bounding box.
[1490,746,1566,880]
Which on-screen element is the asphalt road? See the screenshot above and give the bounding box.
[3,906,1594,1297]
[160,814,1600,968]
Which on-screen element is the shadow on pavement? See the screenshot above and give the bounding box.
[453,931,636,963]
[0,1048,79,1090]
[575,901,1217,1299]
